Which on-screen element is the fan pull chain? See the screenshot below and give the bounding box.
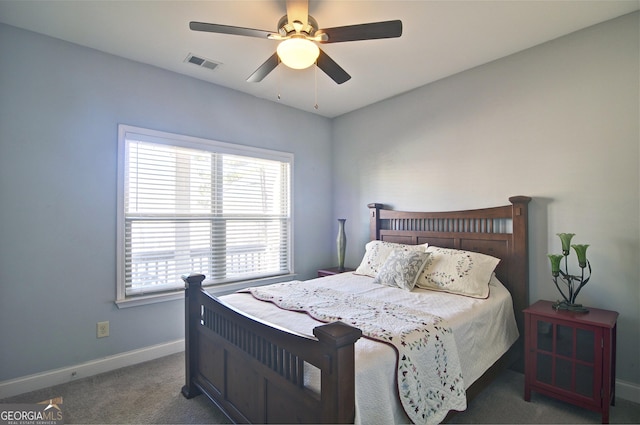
[277,58,282,100]
[314,62,318,110]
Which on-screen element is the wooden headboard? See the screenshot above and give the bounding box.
[368,196,531,343]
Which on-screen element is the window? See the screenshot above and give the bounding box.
[117,125,292,301]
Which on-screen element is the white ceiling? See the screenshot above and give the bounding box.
[1,0,638,118]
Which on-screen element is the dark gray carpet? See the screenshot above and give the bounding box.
[2,352,639,424]
[1,353,230,424]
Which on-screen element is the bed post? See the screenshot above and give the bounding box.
[508,196,531,323]
[314,322,363,423]
[508,196,531,370]
[368,203,383,241]
[181,273,205,399]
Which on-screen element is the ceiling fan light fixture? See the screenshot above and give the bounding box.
[276,38,319,70]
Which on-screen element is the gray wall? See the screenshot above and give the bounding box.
[333,12,639,387]
[0,23,334,381]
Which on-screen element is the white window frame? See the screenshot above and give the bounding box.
[116,125,294,307]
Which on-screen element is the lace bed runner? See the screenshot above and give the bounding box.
[248,281,466,425]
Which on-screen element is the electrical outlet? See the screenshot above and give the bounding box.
[97,321,109,338]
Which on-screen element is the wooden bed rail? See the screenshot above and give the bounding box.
[181,274,362,424]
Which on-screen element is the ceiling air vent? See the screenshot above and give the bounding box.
[184,53,221,71]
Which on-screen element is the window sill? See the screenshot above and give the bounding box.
[115,273,298,309]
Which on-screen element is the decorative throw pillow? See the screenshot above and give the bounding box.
[373,249,430,291]
[354,240,428,278]
[415,246,500,299]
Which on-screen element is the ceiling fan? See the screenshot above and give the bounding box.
[189,0,402,84]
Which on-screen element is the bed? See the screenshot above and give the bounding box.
[181,196,531,424]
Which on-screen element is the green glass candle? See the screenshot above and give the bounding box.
[572,244,589,268]
[557,233,575,256]
[548,254,563,277]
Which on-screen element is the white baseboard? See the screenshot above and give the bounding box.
[616,378,640,404]
[0,339,184,399]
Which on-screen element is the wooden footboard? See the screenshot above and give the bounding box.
[181,274,363,424]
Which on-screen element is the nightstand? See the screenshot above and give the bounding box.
[523,300,618,423]
[317,267,355,278]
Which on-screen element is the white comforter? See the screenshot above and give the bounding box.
[219,272,519,424]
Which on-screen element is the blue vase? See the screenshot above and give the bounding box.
[337,219,346,271]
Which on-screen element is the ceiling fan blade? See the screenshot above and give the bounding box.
[286,0,309,26]
[317,20,402,43]
[246,53,280,82]
[316,49,351,84]
[189,21,273,39]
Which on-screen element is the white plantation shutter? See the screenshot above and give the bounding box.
[117,125,292,298]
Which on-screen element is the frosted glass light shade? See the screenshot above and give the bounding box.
[276,38,319,70]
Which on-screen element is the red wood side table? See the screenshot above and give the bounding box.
[523,300,618,423]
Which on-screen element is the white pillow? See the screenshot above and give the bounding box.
[354,240,428,278]
[373,249,431,291]
[415,246,500,299]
